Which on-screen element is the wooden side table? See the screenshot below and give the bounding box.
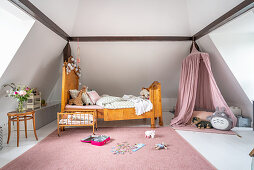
[7,110,38,147]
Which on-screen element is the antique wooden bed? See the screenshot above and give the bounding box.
[59,64,163,130]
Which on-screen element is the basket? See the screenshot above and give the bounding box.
[236,116,251,127]
[0,126,3,150]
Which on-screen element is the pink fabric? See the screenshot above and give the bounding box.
[2,127,215,170]
[87,91,101,104]
[172,125,237,135]
[171,46,237,127]
[65,104,103,109]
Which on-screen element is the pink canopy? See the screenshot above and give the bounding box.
[171,46,237,127]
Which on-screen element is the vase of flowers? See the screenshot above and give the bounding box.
[4,84,33,113]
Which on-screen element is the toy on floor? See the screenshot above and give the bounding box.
[145,130,155,138]
[132,143,145,152]
[81,135,99,143]
[155,143,168,150]
[81,135,110,146]
[91,135,110,146]
[207,107,233,131]
[111,142,145,155]
[192,117,212,129]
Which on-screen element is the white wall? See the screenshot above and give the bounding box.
[211,34,254,101]
[186,0,243,35]
[0,21,66,133]
[70,41,191,111]
[197,35,252,119]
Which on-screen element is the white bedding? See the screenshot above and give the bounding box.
[104,100,134,109]
[122,95,153,115]
[96,95,153,115]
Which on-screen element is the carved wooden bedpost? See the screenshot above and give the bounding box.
[150,87,155,128]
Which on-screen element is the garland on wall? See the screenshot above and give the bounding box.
[65,39,81,78]
[65,56,81,78]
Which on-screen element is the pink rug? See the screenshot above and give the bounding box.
[2,127,215,170]
[172,124,237,135]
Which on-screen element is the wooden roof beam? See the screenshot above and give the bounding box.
[8,0,69,41]
[68,36,192,42]
[194,0,254,40]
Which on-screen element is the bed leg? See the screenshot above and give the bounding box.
[58,127,60,137]
[96,111,98,130]
[57,113,60,137]
[96,121,98,131]
[93,124,95,135]
[159,116,163,126]
[151,118,155,128]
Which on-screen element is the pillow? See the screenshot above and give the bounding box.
[69,89,80,99]
[82,93,93,105]
[87,91,101,104]
[192,111,213,121]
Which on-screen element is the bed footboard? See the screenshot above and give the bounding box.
[149,81,163,126]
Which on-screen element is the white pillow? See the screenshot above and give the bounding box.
[96,96,122,107]
[82,93,93,105]
[69,89,80,99]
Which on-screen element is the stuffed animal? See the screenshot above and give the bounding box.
[145,130,155,138]
[140,88,149,99]
[207,107,233,131]
[192,117,213,129]
[155,143,168,150]
[69,86,86,106]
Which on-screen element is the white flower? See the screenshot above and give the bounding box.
[19,90,27,96]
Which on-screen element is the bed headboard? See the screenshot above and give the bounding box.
[148,81,162,117]
[61,63,79,112]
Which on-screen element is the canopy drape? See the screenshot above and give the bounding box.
[170,47,237,127]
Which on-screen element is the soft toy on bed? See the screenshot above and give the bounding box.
[140,88,149,99]
[192,117,213,129]
[207,107,233,131]
[69,86,86,106]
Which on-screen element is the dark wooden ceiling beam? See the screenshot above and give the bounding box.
[7,0,254,42]
[8,0,69,41]
[68,36,192,42]
[194,0,254,40]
